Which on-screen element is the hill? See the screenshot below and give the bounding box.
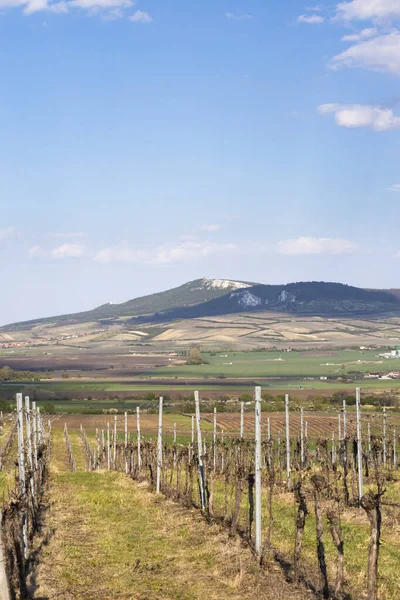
[132,281,399,324]
[1,280,399,338]
[1,278,253,331]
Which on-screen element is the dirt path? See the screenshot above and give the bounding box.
[32,433,309,600]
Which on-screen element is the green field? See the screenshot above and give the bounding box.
[158,349,400,378]
[2,349,400,414]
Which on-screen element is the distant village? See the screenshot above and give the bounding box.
[364,346,400,380]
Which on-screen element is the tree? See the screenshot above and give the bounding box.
[186,346,208,365]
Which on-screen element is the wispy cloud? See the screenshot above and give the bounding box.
[341,27,377,41]
[330,31,400,74]
[95,239,237,265]
[225,12,252,21]
[51,243,85,258]
[297,14,324,23]
[200,224,221,232]
[0,227,16,244]
[29,243,85,259]
[387,183,400,192]
[306,4,323,11]
[277,236,358,255]
[318,103,400,131]
[130,10,152,23]
[28,246,46,258]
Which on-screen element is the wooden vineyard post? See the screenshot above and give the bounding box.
[338,412,341,457]
[343,399,347,465]
[113,416,117,469]
[191,416,194,445]
[254,386,262,557]
[213,407,217,471]
[37,407,43,444]
[107,422,110,470]
[285,394,291,489]
[32,401,38,470]
[156,397,163,494]
[394,428,397,467]
[25,396,35,505]
[368,422,371,456]
[221,429,225,472]
[136,407,141,476]
[16,394,28,560]
[300,407,304,468]
[382,407,387,468]
[173,422,177,467]
[240,402,244,439]
[124,412,128,474]
[194,391,206,510]
[24,396,33,471]
[356,388,363,503]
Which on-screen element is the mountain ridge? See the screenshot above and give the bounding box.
[2,279,400,333]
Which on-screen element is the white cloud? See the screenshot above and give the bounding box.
[200,224,221,232]
[336,0,400,22]
[341,27,377,41]
[28,246,45,258]
[306,4,323,10]
[130,9,152,23]
[225,12,252,20]
[277,236,358,255]
[0,0,67,12]
[70,0,132,9]
[387,183,400,191]
[318,103,400,130]
[51,243,85,258]
[0,0,132,16]
[0,227,16,243]
[94,239,237,265]
[331,31,400,74]
[297,14,324,23]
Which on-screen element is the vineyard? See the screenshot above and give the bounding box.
[0,390,400,599]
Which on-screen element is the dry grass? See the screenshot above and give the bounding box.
[32,432,309,600]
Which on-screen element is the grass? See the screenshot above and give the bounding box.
[34,430,302,599]
[156,349,400,379]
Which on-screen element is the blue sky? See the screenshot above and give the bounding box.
[1,0,400,324]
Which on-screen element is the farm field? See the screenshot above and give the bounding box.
[156,349,400,378]
[55,409,400,441]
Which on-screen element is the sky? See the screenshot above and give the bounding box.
[1,0,400,324]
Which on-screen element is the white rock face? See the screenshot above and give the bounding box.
[231,290,262,308]
[201,278,251,291]
[278,290,296,303]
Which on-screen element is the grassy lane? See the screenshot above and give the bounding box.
[33,435,308,599]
